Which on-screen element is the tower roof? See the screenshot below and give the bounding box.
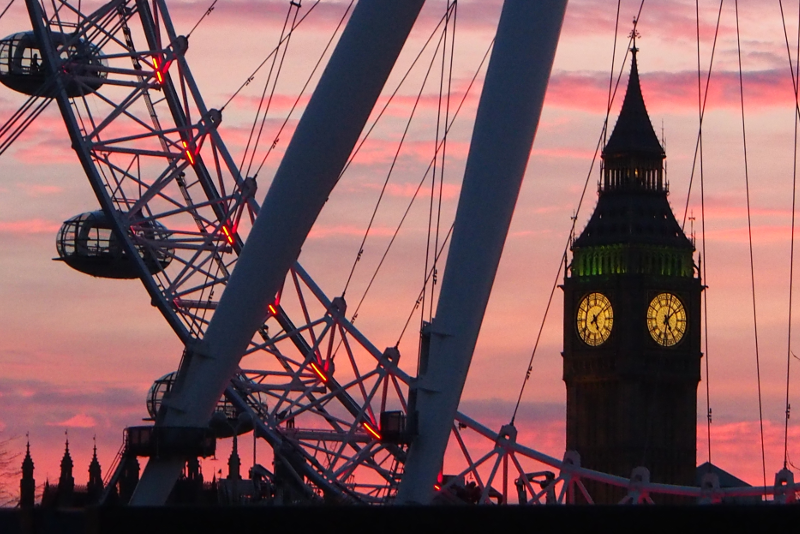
[22,438,34,475]
[572,190,693,250]
[603,47,664,158]
[60,438,73,473]
[228,434,241,480]
[89,442,102,481]
[573,38,693,253]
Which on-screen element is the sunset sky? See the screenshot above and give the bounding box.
[2,0,800,495]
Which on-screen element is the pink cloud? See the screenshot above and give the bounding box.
[15,184,63,197]
[307,224,395,239]
[370,83,482,121]
[343,139,471,167]
[545,69,797,114]
[216,119,297,167]
[359,181,461,200]
[131,0,744,47]
[700,419,800,486]
[703,224,798,243]
[697,203,794,220]
[166,0,364,31]
[0,111,75,164]
[508,229,555,239]
[225,94,311,116]
[531,146,600,160]
[0,219,61,235]
[47,413,97,429]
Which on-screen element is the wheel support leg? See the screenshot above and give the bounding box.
[395,0,568,505]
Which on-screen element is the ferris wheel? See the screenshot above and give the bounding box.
[1,0,796,506]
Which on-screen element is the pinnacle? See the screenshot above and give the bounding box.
[603,46,664,158]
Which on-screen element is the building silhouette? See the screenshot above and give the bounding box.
[17,432,278,507]
[39,437,104,508]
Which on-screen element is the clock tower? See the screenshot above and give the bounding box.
[562,44,702,503]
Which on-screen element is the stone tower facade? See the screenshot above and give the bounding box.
[562,45,702,504]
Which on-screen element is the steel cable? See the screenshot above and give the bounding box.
[693,0,726,471]
[239,1,298,177]
[734,0,768,496]
[778,0,800,472]
[340,7,454,298]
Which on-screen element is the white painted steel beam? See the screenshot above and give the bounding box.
[395,0,568,504]
[131,0,425,505]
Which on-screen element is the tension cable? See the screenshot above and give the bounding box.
[734,0,768,495]
[422,0,457,326]
[692,0,725,470]
[340,6,455,298]
[356,36,492,339]
[239,1,300,177]
[220,0,325,112]
[0,0,15,22]
[250,0,353,178]
[187,0,218,39]
[778,0,800,471]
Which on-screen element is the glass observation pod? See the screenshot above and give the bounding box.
[55,210,172,279]
[0,31,107,97]
[147,372,262,438]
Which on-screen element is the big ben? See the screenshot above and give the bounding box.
[562,43,702,504]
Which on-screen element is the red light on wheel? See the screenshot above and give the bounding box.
[363,421,381,440]
[310,361,327,383]
[181,141,195,165]
[267,303,277,315]
[152,57,164,84]
[433,484,441,491]
[221,224,234,245]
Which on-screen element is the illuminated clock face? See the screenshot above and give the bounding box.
[576,292,614,346]
[647,293,687,346]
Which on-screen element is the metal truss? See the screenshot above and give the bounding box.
[15,0,800,505]
[438,412,799,505]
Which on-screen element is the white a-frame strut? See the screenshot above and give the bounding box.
[395,0,568,504]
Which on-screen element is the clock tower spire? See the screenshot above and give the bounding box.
[562,42,702,503]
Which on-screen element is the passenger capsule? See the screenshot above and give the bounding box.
[0,31,107,97]
[56,210,171,279]
[147,372,258,438]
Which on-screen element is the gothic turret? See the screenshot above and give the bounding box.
[56,437,75,507]
[87,442,103,502]
[562,38,702,504]
[19,439,35,508]
[228,435,241,481]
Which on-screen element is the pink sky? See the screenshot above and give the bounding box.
[1,0,800,496]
